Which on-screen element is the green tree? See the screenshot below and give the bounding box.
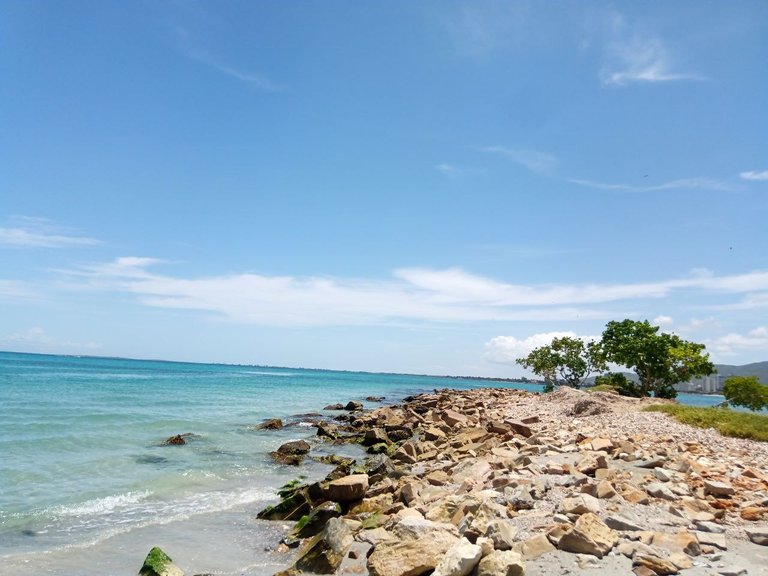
[593,372,642,397]
[517,336,607,391]
[723,376,768,411]
[600,319,715,399]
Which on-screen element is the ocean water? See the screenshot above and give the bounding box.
[0,351,724,575]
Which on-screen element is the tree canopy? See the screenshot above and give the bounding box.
[723,376,768,411]
[600,319,715,398]
[516,319,716,398]
[516,336,606,390]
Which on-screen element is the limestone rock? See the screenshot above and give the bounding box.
[645,482,677,501]
[363,428,390,446]
[476,550,525,576]
[694,531,727,550]
[519,534,556,559]
[138,547,184,576]
[596,480,617,499]
[326,474,369,503]
[424,427,446,441]
[505,420,533,438]
[604,514,644,532]
[485,519,518,551]
[368,519,459,576]
[633,553,679,575]
[345,401,364,411]
[276,440,311,455]
[336,541,373,575]
[557,512,618,558]
[651,531,701,556]
[740,506,767,521]
[441,409,469,427]
[293,518,354,574]
[255,418,283,430]
[316,421,339,439]
[745,526,768,546]
[432,537,482,576]
[704,479,735,497]
[559,494,600,515]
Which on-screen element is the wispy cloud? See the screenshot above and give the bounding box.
[0,279,37,300]
[0,327,101,352]
[0,217,101,248]
[601,12,703,86]
[707,327,768,358]
[57,258,768,328]
[740,170,768,181]
[568,177,733,193]
[481,146,555,173]
[443,2,532,56]
[186,49,283,92]
[435,163,460,177]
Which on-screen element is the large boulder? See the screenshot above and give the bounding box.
[325,474,369,503]
[368,518,459,576]
[291,517,356,574]
[138,547,184,576]
[476,550,525,576]
[432,538,482,576]
[254,418,283,430]
[557,513,618,558]
[270,439,311,465]
[276,440,311,454]
[559,494,601,516]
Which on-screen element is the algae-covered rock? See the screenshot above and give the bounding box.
[138,547,184,576]
[257,486,312,521]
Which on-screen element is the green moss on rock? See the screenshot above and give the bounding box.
[139,547,172,576]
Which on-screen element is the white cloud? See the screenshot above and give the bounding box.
[485,331,602,365]
[481,146,555,173]
[56,258,768,328]
[435,163,460,178]
[568,177,732,193]
[601,13,702,86]
[0,217,101,248]
[717,291,768,311]
[707,327,768,358]
[0,327,101,351]
[0,280,37,300]
[740,170,768,181]
[653,315,674,327]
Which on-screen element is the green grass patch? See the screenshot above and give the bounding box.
[644,404,768,442]
[587,384,620,393]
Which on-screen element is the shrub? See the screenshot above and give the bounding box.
[723,376,768,411]
[594,372,642,397]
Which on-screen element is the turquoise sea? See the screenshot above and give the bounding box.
[0,351,724,575]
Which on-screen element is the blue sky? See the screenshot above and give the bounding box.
[1,0,767,377]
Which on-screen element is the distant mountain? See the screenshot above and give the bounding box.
[714,362,768,384]
[583,361,768,387]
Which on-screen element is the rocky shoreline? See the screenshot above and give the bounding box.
[147,386,768,576]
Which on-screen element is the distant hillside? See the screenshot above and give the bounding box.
[583,361,768,386]
[714,362,768,384]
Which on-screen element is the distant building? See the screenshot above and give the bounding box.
[675,374,725,394]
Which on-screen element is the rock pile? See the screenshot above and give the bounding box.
[258,387,768,576]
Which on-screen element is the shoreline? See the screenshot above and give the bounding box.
[229,386,768,576]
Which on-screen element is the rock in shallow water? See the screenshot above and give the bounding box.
[138,547,184,576]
